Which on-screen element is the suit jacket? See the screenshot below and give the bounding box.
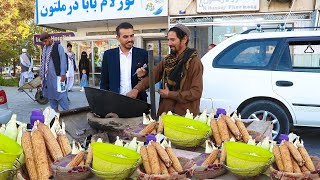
[100,47,148,101]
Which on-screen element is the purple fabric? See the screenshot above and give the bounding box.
[216,108,226,116]
[146,134,156,144]
[278,134,289,144]
[31,109,43,116]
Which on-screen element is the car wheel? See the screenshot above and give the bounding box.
[240,100,290,140]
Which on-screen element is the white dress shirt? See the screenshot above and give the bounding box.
[119,47,133,95]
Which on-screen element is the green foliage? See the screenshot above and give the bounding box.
[0,0,35,66]
[0,76,19,87]
[0,0,33,41]
[0,0,61,69]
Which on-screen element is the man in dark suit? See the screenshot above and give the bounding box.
[100,22,148,101]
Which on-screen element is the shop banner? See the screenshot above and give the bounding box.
[33,32,75,45]
[197,0,259,13]
[35,0,168,25]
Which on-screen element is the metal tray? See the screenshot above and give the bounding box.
[85,87,150,118]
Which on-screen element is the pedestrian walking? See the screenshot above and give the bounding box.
[79,51,90,82]
[208,43,216,51]
[66,43,77,92]
[19,48,34,87]
[80,69,89,92]
[39,32,69,112]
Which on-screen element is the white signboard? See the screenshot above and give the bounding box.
[35,0,168,25]
[197,0,259,13]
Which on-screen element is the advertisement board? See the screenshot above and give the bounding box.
[197,0,259,13]
[35,0,168,25]
[33,32,75,45]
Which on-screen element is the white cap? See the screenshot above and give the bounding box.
[22,48,27,53]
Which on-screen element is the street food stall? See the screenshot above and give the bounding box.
[0,87,320,180]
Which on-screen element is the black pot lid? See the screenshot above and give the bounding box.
[85,87,150,118]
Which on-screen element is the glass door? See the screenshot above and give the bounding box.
[78,41,93,85]
[144,39,168,65]
[91,39,119,86]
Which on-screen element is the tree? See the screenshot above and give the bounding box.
[0,0,60,71]
[0,0,33,41]
[0,0,34,67]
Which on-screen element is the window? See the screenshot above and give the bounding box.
[288,41,320,71]
[215,39,279,68]
[276,46,292,71]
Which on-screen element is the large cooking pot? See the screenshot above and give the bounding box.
[85,87,150,118]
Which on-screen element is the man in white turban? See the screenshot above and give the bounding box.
[19,48,34,87]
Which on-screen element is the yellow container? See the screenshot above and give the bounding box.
[91,142,141,179]
[0,134,23,179]
[162,115,211,147]
[225,141,274,177]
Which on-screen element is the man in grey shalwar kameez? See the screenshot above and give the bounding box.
[39,32,69,112]
[19,48,34,87]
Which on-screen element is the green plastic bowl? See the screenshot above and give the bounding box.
[226,164,270,177]
[0,134,23,179]
[91,142,141,177]
[225,142,274,177]
[162,115,211,147]
[91,164,138,180]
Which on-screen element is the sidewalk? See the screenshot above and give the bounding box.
[3,86,88,123]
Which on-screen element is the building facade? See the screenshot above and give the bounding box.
[35,0,319,85]
[35,0,169,86]
[170,0,318,57]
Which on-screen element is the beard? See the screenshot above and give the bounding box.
[169,41,184,56]
[170,48,177,56]
[170,47,177,56]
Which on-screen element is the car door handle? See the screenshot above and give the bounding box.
[276,81,293,87]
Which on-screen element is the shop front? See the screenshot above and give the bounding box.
[169,0,317,57]
[35,0,169,86]
[63,32,167,86]
[170,12,316,57]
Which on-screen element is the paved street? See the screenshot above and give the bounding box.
[292,127,320,157]
[3,86,88,123]
[2,86,319,156]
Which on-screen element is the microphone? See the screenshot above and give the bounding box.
[133,64,147,76]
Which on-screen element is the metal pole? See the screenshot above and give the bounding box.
[158,40,162,64]
[91,41,95,86]
[148,50,156,119]
[194,26,197,49]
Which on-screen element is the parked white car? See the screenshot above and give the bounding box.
[201,28,320,139]
[0,87,12,124]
